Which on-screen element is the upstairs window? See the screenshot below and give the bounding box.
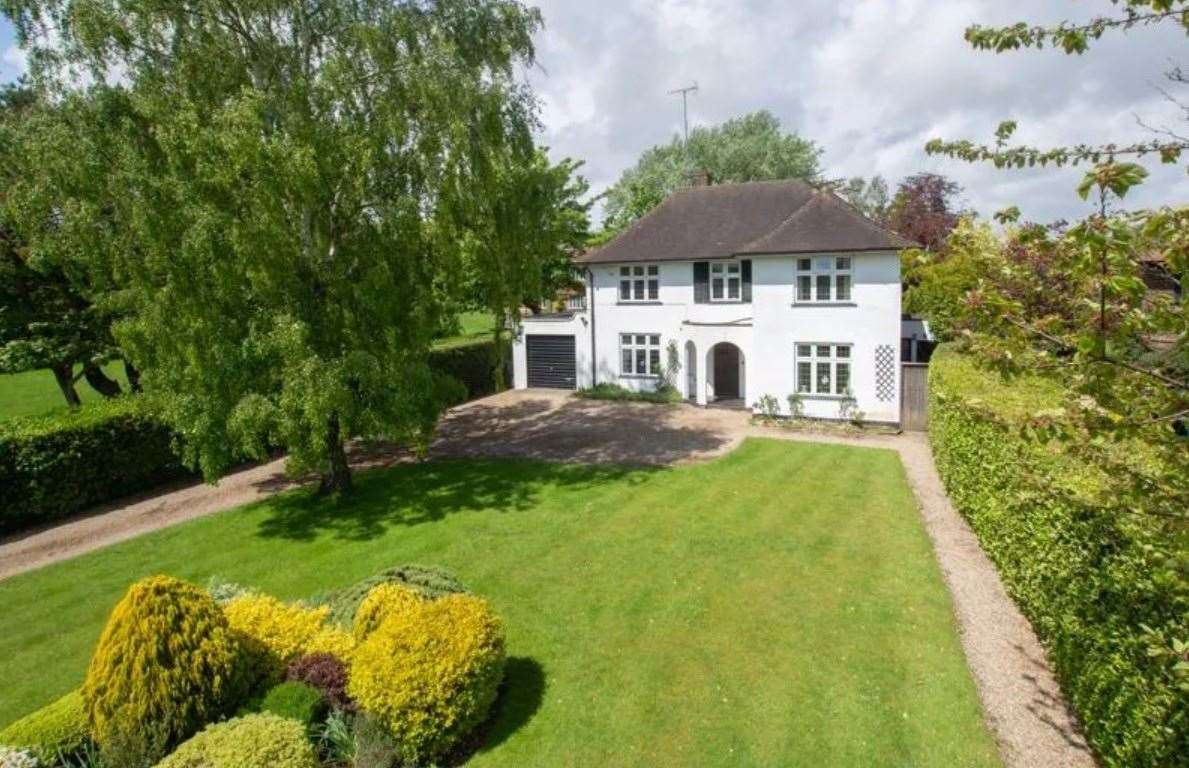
[619,265,659,302]
[710,262,741,301]
[620,333,662,376]
[795,343,852,395]
[795,256,852,303]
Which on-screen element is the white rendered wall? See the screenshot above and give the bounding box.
[512,252,902,423]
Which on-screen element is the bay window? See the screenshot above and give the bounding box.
[795,343,852,395]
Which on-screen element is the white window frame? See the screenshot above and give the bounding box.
[794,255,853,304]
[618,264,660,302]
[795,343,852,396]
[620,333,663,377]
[709,261,742,302]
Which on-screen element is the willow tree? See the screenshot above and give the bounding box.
[3,0,556,492]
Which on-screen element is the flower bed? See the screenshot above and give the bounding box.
[0,565,505,768]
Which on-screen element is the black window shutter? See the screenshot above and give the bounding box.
[693,262,710,303]
[741,260,752,302]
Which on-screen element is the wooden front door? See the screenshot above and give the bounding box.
[713,344,740,400]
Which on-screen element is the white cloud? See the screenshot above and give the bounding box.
[527,0,1188,225]
[2,43,26,80]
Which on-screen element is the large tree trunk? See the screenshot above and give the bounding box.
[51,363,82,408]
[318,414,352,495]
[123,360,143,393]
[83,364,123,398]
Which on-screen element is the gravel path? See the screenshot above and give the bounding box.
[0,391,1095,767]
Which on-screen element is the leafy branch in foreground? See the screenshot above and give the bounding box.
[964,1,1189,54]
[931,2,1189,174]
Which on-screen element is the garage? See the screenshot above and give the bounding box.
[526,334,577,389]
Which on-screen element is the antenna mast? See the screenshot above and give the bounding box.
[668,82,699,144]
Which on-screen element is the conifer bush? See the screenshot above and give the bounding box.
[81,575,245,764]
[348,593,505,764]
[0,690,88,763]
[154,713,319,768]
[321,564,468,628]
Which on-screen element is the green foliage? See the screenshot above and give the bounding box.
[241,682,327,731]
[428,338,512,405]
[82,576,247,764]
[929,347,1188,767]
[601,110,822,231]
[154,714,319,768]
[319,564,468,629]
[4,0,567,493]
[351,714,398,768]
[0,690,88,763]
[347,594,506,764]
[574,383,681,404]
[752,394,781,419]
[0,397,186,534]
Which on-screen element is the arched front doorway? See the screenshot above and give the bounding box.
[707,342,745,404]
[684,341,697,401]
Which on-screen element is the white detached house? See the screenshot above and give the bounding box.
[511,179,914,423]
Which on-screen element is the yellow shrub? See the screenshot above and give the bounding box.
[353,583,423,641]
[154,713,319,768]
[223,594,353,680]
[348,593,505,763]
[82,575,245,763]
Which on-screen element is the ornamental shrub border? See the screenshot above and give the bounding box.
[0,338,510,535]
[928,346,1187,768]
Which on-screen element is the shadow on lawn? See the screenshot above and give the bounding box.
[445,656,547,765]
[254,458,653,542]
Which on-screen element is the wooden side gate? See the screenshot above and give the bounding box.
[901,363,929,431]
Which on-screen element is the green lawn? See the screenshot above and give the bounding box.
[0,439,1000,767]
[0,363,129,422]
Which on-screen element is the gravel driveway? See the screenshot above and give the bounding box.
[0,389,1093,768]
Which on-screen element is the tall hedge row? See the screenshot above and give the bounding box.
[0,398,188,535]
[928,347,1187,768]
[1,338,510,535]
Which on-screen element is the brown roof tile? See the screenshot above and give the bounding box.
[577,180,913,264]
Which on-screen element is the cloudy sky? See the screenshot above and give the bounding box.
[3,0,1186,225]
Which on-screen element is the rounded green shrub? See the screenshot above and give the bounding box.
[82,575,246,763]
[348,593,505,764]
[154,713,319,768]
[323,564,467,628]
[240,681,327,730]
[0,690,88,763]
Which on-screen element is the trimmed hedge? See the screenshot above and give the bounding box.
[428,336,511,404]
[0,397,188,534]
[240,681,327,730]
[1,338,509,536]
[155,713,319,768]
[0,690,88,763]
[929,346,1187,768]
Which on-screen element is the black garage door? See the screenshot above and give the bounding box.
[526,334,577,389]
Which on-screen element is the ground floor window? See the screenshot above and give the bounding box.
[621,333,662,376]
[795,343,851,395]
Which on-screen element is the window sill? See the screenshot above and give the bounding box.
[790,302,858,308]
[618,374,661,380]
[794,393,852,400]
[617,301,663,306]
[707,300,750,305]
